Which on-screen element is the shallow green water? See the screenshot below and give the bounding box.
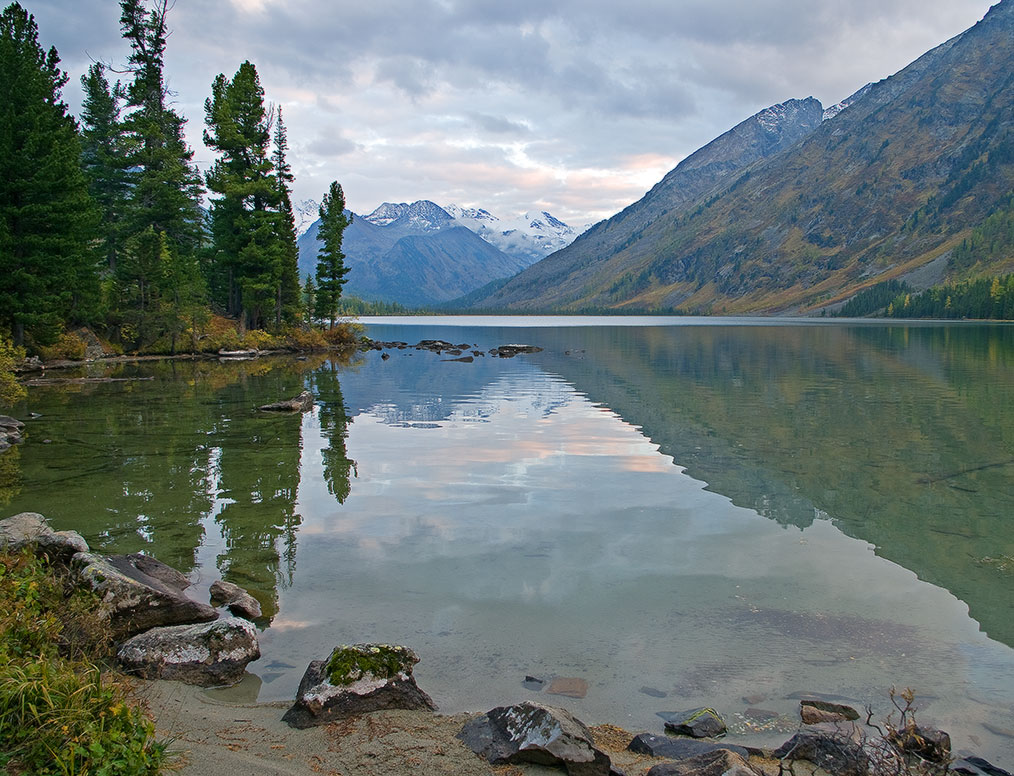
[3,318,1013,761]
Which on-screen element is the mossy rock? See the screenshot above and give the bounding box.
[282,643,435,728]
[325,644,417,686]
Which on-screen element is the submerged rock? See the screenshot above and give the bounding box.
[548,676,589,698]
[953,756,1013,776]
[209,579,262,620]
[646,749,757,776]
[117,617,259,686]
[458,701,612,776]
[0,512,89,561]
[663,707,727,738]
[73,551,217,639]
[628,733,749,761]
[282,644,436,728]
[800,699,860,724]
[258,390,313,412]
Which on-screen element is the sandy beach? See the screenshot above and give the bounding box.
[137,679,701,776]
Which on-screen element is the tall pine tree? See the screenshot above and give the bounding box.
[271,107,301,328]
[80,62,130,274]
[0,3,98,347]
[315,181,352,328]
[114,0,204,349]
[205,61,295,330]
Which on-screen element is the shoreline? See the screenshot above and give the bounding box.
[138,679,773,776]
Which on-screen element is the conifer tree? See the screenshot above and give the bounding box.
[315,181,352,328]
[80,62,130,273]
[271,107,301,327]
[303,275,316,325]
[0,2,98,347]
[204,61,287,329]
[114,0,204,348]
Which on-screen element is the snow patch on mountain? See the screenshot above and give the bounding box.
[822,83,873,121]
[445,204,579,263]
[294,199,319,237]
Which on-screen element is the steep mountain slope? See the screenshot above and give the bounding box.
[468,97,825,309]
[296,201,532,306]
[470,0,1014,313]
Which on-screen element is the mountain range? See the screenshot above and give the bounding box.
[464,0,1014,313]
[296,201,578,306]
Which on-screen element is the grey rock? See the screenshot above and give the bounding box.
[800,699,860,724]
[259,390,313,412]
[71,327,109,360]
[774,723,868,776]
[458,701,611,776]
[522,675,545,691]
[73,551,217,639]
[0,512,89,561]
[117,617,259,686]
[663,707,727,739]
[646,749,757,776]
[282,644,436,729]
[490,344,543,358]
[0,414,25,431]
[627,734,749,760]
[953,756,1013,776]
[417,340,454,352]
[210,579,262,620]
[119,553,190,590]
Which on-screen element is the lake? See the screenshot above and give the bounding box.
[3,317,1014,761]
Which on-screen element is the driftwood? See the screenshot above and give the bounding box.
[24,377,156,386]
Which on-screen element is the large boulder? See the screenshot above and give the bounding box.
[0,512,89,562]
[662,707,727,739]
[458,701,612,776]
[282,644,436,729]
[646,749,758,776]
[209,579,262,620]
[774,723,869,776]
[259,390,313,412]
[117,617,259,686]
[73,551,217,639]
[627,733,749,760]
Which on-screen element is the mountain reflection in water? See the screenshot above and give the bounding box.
[4,319,1013,763]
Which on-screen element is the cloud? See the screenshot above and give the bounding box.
[25,0,996,227]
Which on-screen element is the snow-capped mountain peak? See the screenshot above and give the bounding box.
[294,198,320,237]
[445,204,579,263]
[364,200,453,232]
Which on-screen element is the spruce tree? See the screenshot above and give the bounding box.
[315,181,352,328]
[204,61,285,329]
[0,2,98,347]
[80,62,130,273]
[114,0,204,349]
[271,107,301,327]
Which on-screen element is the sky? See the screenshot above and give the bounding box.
[28,0,997,229]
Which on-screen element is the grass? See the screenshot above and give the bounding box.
[0,548,170,775]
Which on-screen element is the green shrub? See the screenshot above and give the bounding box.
[35,331,88,361]
[0,549,169,775]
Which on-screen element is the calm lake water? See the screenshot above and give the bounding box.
[3,317,1013,761]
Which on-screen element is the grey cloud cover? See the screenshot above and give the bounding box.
[28,0,995,225]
